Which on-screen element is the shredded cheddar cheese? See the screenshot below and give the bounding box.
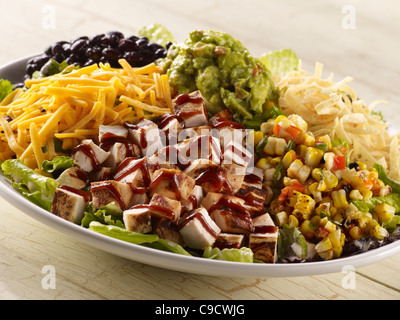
[0,59,173,169]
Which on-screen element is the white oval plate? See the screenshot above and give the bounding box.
[1,55,400,278]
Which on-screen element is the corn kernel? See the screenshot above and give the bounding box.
[331,189,349,209]
[374,203,396,223]
[320,217,337,233]
[315,238,333,253]
[292,194,316,220]
[357,162,367,170]
[310,215,321,226]
[300,220,314,239]
[319,249,334,260]
[349,189,363,201]
[296,145,308,158]
[282,150,297,169]
[371,225,389,240]
[287,215,299,228]
[254,131,264,146]
[256,158,269,170]
[328,229,342,248]
[349,226,362,240]
[275,211,288,227]
[312,168,324,182]
[304,147,324,168]
[361,189,373,201]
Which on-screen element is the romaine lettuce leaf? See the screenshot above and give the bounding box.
[203,247,254,263]
[352,193,400,214]
[138,23,175,47]
[144,239,192,256]
[260,49,299,78]
[1,159,58,211]
[278,226,308,262]
[89,222,159,245]
[383,215,400,234]
[41,156,74,176]
[374,164,400,194]
[0,79,13,103]
[81,202,124,228]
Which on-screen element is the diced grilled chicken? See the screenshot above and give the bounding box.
[103,142,132,168]
[92,167,115,182]
[72,139,110,173]
[123,207,153,234]
[222,140,252,168]
[152,218,183,245]
[148,193,183,222]
[126,118,163,157]
[148,146,181,170]
[235,185,267,217]
[184,159,217,179]
[173,91,208,128]
[202,193,254,234]
[99,125,128,142]
[213,233,245,250]
[180,126,214,140]
[148,168,195,201]
[221,162,247,194]
[242,166,264,189]
[184,135,222,164]
[217,127,247,149]
[184,160,233,194]
[91,180,136,211]
[114,157,157,187]
[178,207,221,250]
[56,167,90,190]
[51,188,89,224]
[249,213,279,263]
[181,185,204,212]
[158,115,182,146]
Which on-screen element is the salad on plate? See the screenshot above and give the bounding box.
[1,25,400,264]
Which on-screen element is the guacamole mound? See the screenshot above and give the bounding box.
[162,30,277,125]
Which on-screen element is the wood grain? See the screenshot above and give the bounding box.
[0,0,399,300]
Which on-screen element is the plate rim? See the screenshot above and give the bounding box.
[1,55,400,278]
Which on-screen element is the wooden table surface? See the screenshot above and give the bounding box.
[1,0,400,300]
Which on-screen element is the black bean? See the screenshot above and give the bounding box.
[108,31,124,40]
[85,47,102,62]
[102,48,120,61]
[45,45,53,56]
[127,35,139,42]
[349,162,360,171]
[90,34,105,46]
[135,38,149,48]
[118,39,138,52]
[70,39,88,55]
[155,48,167,59]
[65,54,79,65]
[52,52,65,63]
[166,42,173,50]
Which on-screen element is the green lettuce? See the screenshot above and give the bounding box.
[138,23,175,47]
[1,159,58,211]
[278,226,308,262]
[260,49,299,78]
[374,164,400,194]
[144,239,192,256]
[89,222,159,245]
[0,79,13,103]
[81,203,124,228]
[41,156,74,176]
[383,215,400,233]
[203,247,254,263]
[352,193,400,214]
